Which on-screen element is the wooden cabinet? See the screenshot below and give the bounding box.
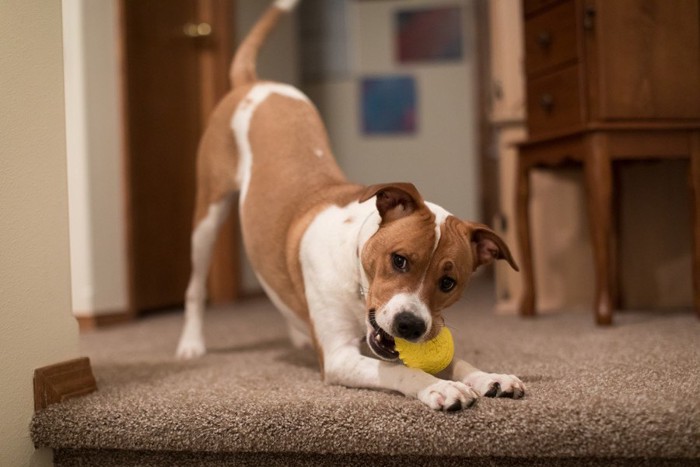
[516,0,700,324]
[524,0,700,137]
[588,1,700,121]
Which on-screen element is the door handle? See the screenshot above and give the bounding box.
[183,22,212,38]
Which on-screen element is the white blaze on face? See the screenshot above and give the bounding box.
[424,201,452,252]
[376,292,432,341]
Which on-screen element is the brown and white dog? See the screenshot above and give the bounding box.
[176,0,525,411]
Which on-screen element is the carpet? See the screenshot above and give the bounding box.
[31,276,700,465]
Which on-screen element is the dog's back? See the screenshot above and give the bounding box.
[192,1,305,225]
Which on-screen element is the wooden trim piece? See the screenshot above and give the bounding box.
[691,132,700,318]
[34,357,97,411]
[116,0,137,318]
[76,310,134,332]
[516,153,535,317]
[475,0,497,225]
[197,0,234,120]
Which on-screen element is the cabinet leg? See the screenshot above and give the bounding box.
[516,159,535,317]
[691,132,700,319]
[584,134,614,325]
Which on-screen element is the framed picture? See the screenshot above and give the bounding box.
[396,6,463,63]
[360,76,417,135]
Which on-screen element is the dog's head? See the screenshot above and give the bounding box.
[358,183,519,361]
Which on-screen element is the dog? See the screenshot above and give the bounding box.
[176,0,525,411]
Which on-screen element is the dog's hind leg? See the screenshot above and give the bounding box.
[176,192,234,359]
[176,90,240,359]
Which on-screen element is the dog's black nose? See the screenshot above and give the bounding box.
[393,311,426,341]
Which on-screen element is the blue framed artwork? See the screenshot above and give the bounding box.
[361,76,417,135]
[396,6,463,63]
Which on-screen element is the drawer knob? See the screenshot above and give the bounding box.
[540,94,554,112]
[537,31,552,49]
[583,5,596,30]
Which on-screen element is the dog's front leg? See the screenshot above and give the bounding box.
[450,359,526,399]
[323,343,479,411]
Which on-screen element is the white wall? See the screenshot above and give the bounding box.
[305,0,480,221]
[0,1,80,465]
[63,0,129,317]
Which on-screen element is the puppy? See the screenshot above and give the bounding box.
[177,0,525,411]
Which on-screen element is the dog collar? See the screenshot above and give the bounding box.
[359,284,368,300]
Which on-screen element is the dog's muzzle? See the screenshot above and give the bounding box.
[367,309,399,361]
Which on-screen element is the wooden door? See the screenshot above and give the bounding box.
[120,0,239,313]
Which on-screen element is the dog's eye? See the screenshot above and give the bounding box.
[439,276,456,293]
[391,253,408,272]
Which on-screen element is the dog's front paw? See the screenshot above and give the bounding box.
[176,337,206,360]
[417,380,479,411]
[463,371,525,399]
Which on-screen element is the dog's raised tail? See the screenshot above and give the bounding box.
[230,0,301,88]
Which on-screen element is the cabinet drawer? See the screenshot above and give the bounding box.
[526,65,584,137]
[525,0,578,76]
[523,0,565,17]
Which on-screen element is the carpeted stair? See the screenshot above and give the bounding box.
[31,277,700,466]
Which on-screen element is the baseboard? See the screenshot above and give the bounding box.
[235,289,266,301]
[76,310,134,332]
[34,357,97,411]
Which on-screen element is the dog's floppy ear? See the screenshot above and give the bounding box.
[467,223,519,272]
[359,183,425,224]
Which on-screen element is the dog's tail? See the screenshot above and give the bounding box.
[230,0,301,88]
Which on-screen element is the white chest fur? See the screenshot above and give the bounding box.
[299,199,379,350]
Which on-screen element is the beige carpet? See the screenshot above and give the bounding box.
[32,277,700,465]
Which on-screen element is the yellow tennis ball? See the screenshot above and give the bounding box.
[395,327,454,375]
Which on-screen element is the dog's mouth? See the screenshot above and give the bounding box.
[367,309,399,361]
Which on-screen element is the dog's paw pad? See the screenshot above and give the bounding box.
[418,380,479,411]
[484,381,500,398]
[463,372,526,399]
[445,400,464,412]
